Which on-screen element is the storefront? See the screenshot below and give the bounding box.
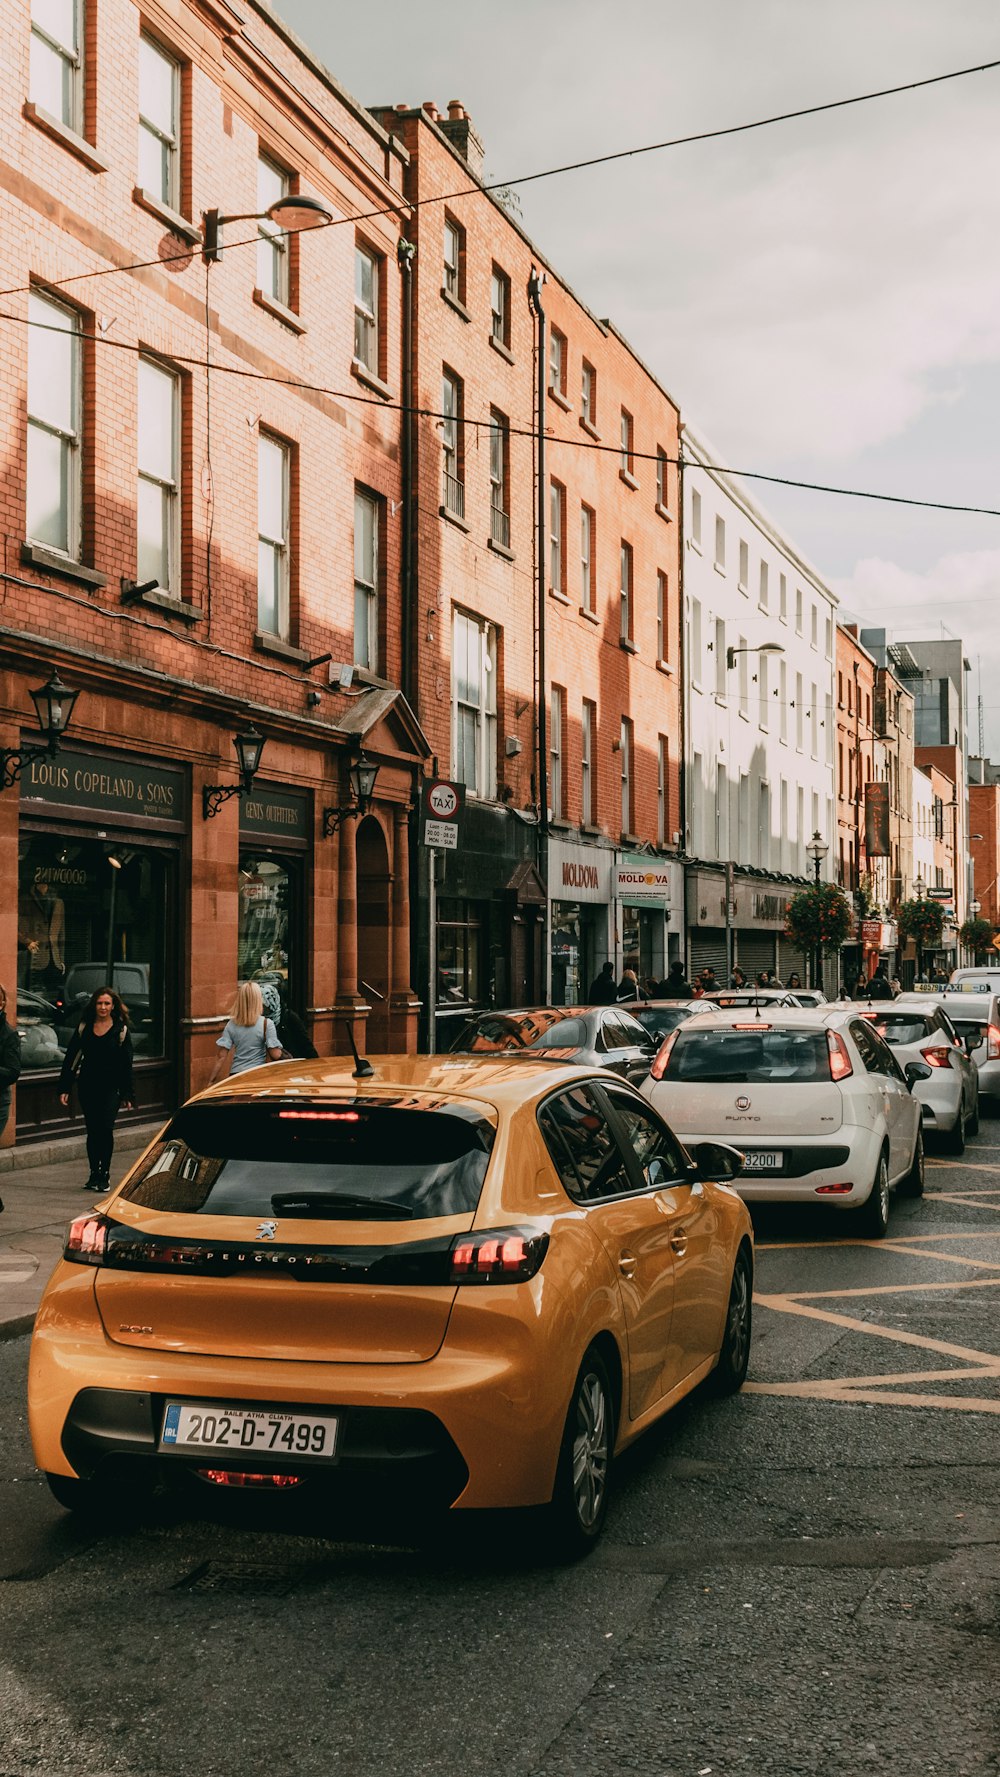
[15,743,186,1139]
[547,836,613,1005]
[686,866,808,984]
[615,852,683,990]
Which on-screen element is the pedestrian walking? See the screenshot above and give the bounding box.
[0,983,22,1143]
[616,968,641,1002]
[209,981,283,1082]
[587,961,618,1004]
[698,967,720,994]
[58,986,134,1191]
[259,980,318,1059]
[787,972,803,990]
[659,959,693,999]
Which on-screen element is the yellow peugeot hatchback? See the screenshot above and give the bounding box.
[29,1056,753,1554]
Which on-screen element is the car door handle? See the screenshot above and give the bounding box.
[618,1250,637,1278]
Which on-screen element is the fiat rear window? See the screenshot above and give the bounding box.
[664,1028,829,1083]
[120,1100,495,1219]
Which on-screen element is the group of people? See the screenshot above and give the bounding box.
[586,958,789,1003]
[56,975,316,1193]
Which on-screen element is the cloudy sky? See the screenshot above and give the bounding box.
[275,0,1000,748]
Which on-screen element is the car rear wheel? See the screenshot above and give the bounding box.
[857,1152,890,1238]
[547,1348,614,1559]
[897,1128,925,1198]
[709,1245,753,1394]
[943,1100,967,1156]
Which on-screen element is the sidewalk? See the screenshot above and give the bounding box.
[0,1126,161,1342]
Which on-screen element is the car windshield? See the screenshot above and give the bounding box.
[449,1013,587,1053]
[665,1028,829,1083]
[871,1015,930,1046]
[948,1020,988,1046]
[634,1007,694,1037]
[119,1100,495,1219]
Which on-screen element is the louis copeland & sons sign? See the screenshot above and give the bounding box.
[20,745,186,829]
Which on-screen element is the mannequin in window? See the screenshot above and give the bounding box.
[18,878,65,988]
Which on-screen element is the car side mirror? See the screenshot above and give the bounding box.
[687,1139,745,1182]
[904,1060,933,1089]
[964,1033,981,1054]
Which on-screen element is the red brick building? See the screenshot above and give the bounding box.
[370,100,683,1016]
[2,0,428,1141]
[969,780,1000,929]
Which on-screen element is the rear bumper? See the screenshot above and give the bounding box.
[674,1128,881,1206]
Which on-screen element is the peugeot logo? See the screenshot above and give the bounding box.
[255,1220,278,1241]
[735,1095,751,1111]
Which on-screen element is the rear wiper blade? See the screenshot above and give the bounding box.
[270,1192,414,1220]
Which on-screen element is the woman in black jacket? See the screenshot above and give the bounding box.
[0,983,21,1142]
[59,986,134,1190]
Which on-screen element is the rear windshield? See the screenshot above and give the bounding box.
[635,1007,693,1038]
[449,1014,586,1053]
[665,1028,829,1083]
[948,1020,988,1043]
[120,1100,495,1220]
[870,1015,930,1046]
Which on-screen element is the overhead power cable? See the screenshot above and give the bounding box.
[1,55,997,300]
[4,305,999,520]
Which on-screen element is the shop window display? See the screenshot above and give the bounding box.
[239,855,294,987]
[17,836,168,1071]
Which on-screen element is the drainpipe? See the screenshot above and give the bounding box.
[528,267,549,998]
[397,237,417,705]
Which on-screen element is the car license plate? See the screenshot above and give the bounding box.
[741,1151,783,1172]
[160,1402,338,1459]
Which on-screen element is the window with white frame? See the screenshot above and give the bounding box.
[354,244,379,373]
[257,433,290,638]
[714,618,726,698]
[759,651,769,730]
[714,514,726,570]
[811,603,818,648]
[550,685,564,820]
[658,736,669,846]
[810,683,818,757]
[795,671,804,749]
[490,265,510,347]
[257,155,289,305]
[353,488,378,670]
[549,481,566,593]
[716,761,726,857]
[689,595,702,685]
[443,216,464,302]
[441,371,463,516]
[452,610,497,800]
[26,289,81,557]
[137,356,179,592]
[620,408,634,476]
[620,717,633,834]
[656,571,668,663]
[582,360,595,427]
[656,450,668,511]
[779,572,787,620]
[30,0,82,131]
[779,658,788,742]
[738,538,749,589]
[581,699,595,825]
[489,410,509,548]
[759,560,769,608]
[619,541,633,642]
[138,35,180,210]
[738,636,749,716]
[691,486,702,546]
[549,328,566,396]
[580,504,595,612]
[795,586,803,633]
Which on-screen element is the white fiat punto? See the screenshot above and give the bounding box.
[641,1008,927,1237]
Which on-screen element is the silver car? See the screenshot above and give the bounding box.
[924,993,1000,1111]
[863,998,978,1153]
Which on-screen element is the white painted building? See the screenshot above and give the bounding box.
[681,428,838,980]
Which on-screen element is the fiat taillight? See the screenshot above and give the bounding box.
[648,1029,679,1081]
[826,1031,853,1082]
[920,1046,954,1069]
[449,1227,549,1284]
[987,1024,1000,1061]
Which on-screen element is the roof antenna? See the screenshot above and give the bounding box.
[341,1018,374,1079]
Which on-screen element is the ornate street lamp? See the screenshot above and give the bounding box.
[0,670,80,790]
[805,830,829,989]
[202,722,267,820]
[323,750,380,837]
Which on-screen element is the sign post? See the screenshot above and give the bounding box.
[420,780,465,1050]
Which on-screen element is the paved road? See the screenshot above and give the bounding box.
[1,1131,998,1775]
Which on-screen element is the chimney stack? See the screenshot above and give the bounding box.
[438,99,484,176]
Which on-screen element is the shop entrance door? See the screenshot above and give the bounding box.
[356,816,391,1049]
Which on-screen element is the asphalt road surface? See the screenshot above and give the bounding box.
[2,1131,999,1776]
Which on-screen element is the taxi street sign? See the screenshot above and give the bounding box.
[421,778,465,849]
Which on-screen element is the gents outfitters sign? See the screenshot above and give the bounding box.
[864,782,891,857]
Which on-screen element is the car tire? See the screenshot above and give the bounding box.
[709,1244,753,1394]
[547,1347,615,1559]
[943,1101,967,1156]
[896,1128,925,1198]
[857,1151,890,1238]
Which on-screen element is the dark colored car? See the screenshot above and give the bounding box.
[447,1005,657,1084]
[630,999,721,1044]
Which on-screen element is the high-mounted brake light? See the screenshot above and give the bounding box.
[826,1030,853,1082]
[449,1226,549,1284]
[733,1023,772,1030]
[648,1029,679,1081]
[987,1024,1000,1061]
[64,1213,110,1263]
[278,1110,360,1121]
[920,1046,954,1069]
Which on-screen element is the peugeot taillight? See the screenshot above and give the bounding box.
[826,1031,853,1082]
[987,1024,1000,1061]
[920,1046,954,1069]
[449,1227,549,1284]
[64,1214,110,1264]
[649,1029,679,1081]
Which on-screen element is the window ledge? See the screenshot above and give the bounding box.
[738,709,750,723]
[549,586,570,604]
[23,102,108,172]
[132,187,201,243]
[253,287,307,333]
[254,631,311,663]
[714,562,727,577]
[549,817,572,832]
[548,386,572,413]
[581,823,603,838]
[656,658,675,676]
[21,542,106,588]
[655,503,674,522]
[687,538,702,554]
[579,416,601,441]
[738,581,749,596]
[620,637,638,655]
[618,468,639,491]
[439,504,470,533]
[488,333,514,365]
[121,580,202,621]
[441,287,471,323]
[579,606,599,626]
[487,537,515,561]
[351,360,392,400]
[621,832,640,847]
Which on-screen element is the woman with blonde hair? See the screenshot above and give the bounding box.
[209,981,282,1083]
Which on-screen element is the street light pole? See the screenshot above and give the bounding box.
[806,829,829,991]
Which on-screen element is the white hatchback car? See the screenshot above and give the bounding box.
[926,992,1000,1111]
[641,1007,926,1237]
[867,998,979,1152]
